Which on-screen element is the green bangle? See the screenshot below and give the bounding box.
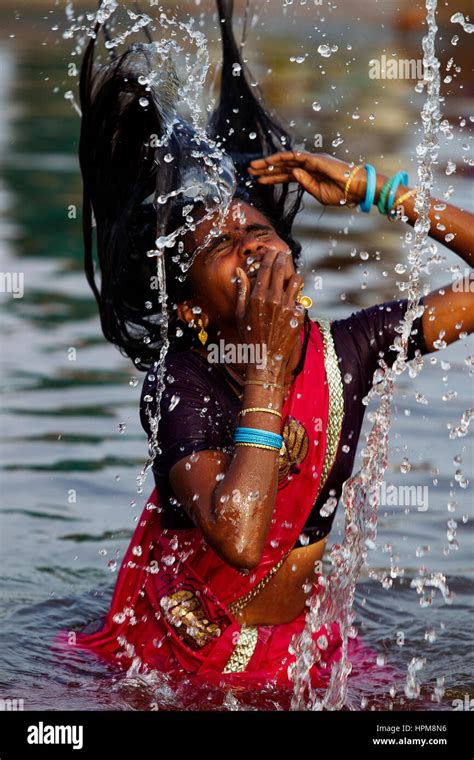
[377,177,393,215]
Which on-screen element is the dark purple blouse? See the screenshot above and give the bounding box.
[140,299,428,547]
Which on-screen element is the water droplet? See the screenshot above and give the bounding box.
[450,12,474,34]
[400,457,411,474]
[168,394,180,412]
[316,634,328,649]
[317,44,333,58]
[445,159,456,175]
[320,497,337,517]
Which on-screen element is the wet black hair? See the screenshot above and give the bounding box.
[79,0,305,371]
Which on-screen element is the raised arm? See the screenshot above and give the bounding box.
[167,250,305,571]
[248,151,473,352]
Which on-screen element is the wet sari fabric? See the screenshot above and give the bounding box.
[59,320,356,687]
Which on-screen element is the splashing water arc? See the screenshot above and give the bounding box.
[290,0,443,711]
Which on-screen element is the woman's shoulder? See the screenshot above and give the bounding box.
[139,347,234,457]
[315,298,408,331]
[139,348,226,426]
[311,297,427,363]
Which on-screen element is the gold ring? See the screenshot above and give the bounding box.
[296,287,313,309]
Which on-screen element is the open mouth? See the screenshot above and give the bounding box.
[242,260,293,293]
[247,261,261,277]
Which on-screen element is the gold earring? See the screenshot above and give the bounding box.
[196,318,208,346]
[296,287,313,309]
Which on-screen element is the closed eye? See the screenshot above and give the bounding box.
[247,224,272,236]
[207,224,273,255]
[214,236,232,252]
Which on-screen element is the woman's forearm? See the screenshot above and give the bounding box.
[211,373,286,569]
[356,171,474,266]
[249,151,473,267]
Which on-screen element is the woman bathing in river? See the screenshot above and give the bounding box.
[66,2,473,690]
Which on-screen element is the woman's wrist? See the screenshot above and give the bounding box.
[244,364,287,386]
[346,167,390,207]
[348,168,366,204]
[374,173,390,205]
[242,380,286,405]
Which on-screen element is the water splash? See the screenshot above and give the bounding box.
[450,12,474,34]
[62,1,236,497]
[289,0,444,711]
[128,9,236,497]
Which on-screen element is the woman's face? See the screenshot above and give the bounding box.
[181,199,295,332]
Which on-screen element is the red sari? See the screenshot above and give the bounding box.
[53,321,379,692]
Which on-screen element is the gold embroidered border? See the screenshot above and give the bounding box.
[316,319,344,496]
[222,624,259,673]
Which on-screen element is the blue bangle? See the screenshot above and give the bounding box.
[386,171,408,213]
[233,426,283,449]
[359,164,376,213]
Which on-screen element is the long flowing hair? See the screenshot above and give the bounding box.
[79,0,305,370]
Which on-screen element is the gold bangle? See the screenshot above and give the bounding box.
[344,163,363,202]
[394,188,417,207]
[388,188,418,221]
[244,379,285,391]
[234,441,282,452]
[238,407,282,419]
